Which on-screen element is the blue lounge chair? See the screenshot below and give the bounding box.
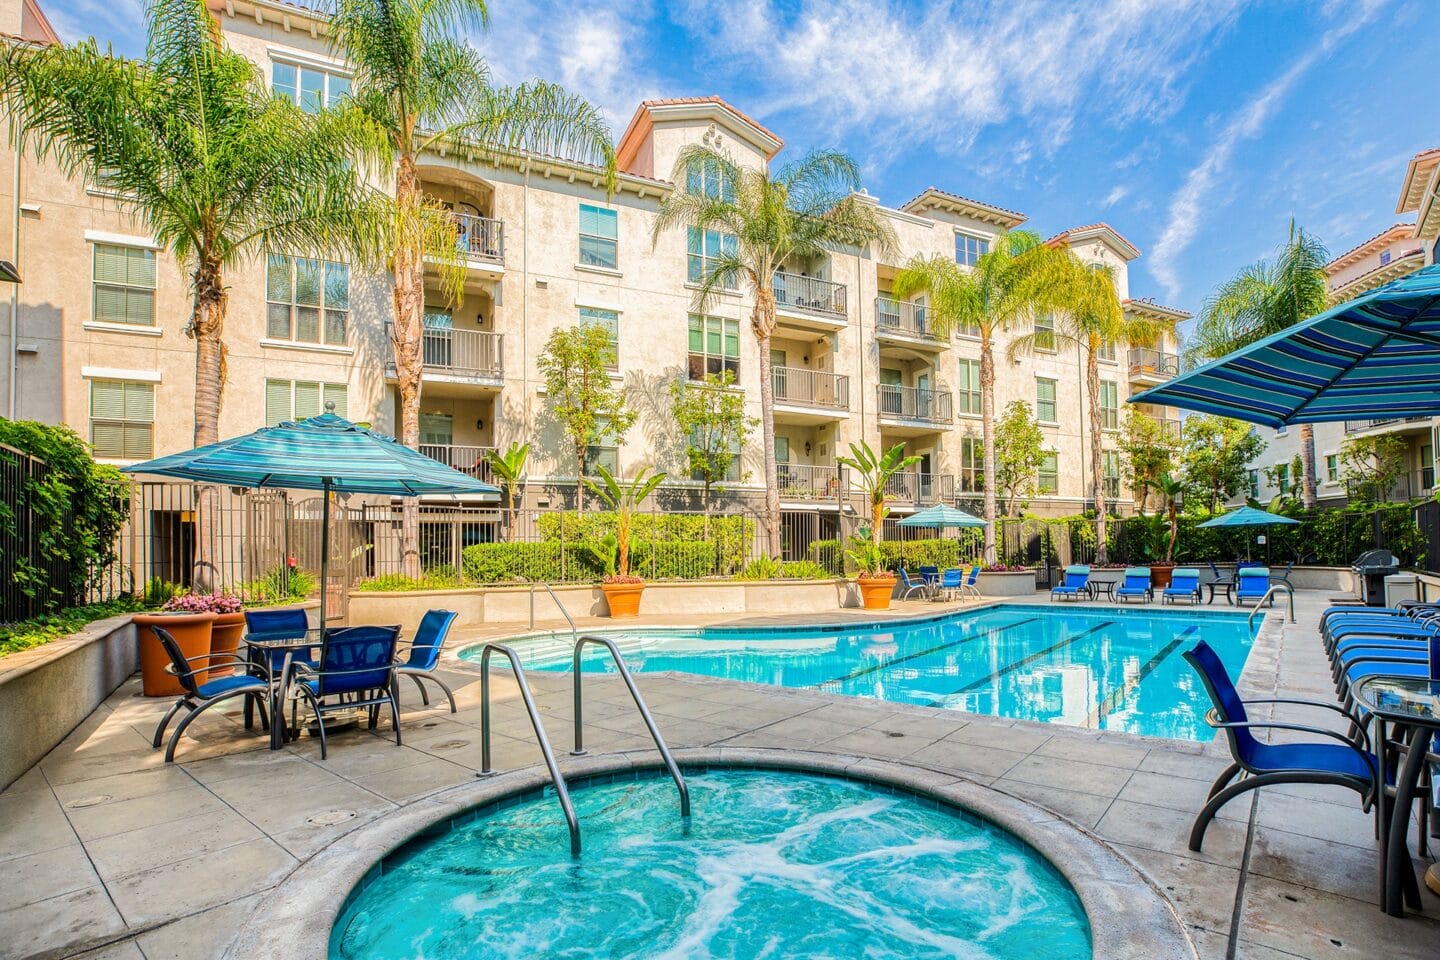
[1114,567,1153,603]
[150,626,272,763]
[396,610,459,712]
[292,625,403,759]
[1234,567,1272,607]
[1162,568,1202,605]
[896,569,933,600]
[1051,565,1091,601]
[1183,640,1376,852]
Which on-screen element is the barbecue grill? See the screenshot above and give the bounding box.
[1351,549,1400,606]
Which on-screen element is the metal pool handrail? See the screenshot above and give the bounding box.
[1248,582,1296,630]
[529,580,578,644]
[571,634,690,817]
[475,642,581,857]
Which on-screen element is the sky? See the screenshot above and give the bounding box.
[42,0,1439,326]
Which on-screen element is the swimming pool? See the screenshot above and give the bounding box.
[329,769,1092,959]
[469,604,1255,741]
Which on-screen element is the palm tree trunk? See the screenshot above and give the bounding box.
[191,254,227,594]
[1087,349,1107,564]
[392,154,425,579]
[1298,423,1317,508]
[979,333,998,564]
[753,286,782,558]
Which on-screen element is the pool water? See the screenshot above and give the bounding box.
[479,604,1255,741]
[330,769,1092,960]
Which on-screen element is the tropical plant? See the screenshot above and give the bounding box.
[892,231,1072,561]
[329,0,616,574]
[485,441,529,538]
[669,370,758,511]
[1009,257,1175,563]
[1180,415,1266,512]
[584,464,665,581]
[652,146,895,557]
[1118,408,1174,513]
[837,440,922,558]
[1189,221,1329,507]
[992,400,1047,516]
[1339,433,1408,503]
[537,324,637,512]
[1145,472,1185,563]
[844,537,887,578]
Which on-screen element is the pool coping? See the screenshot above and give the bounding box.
[222,748,1198,960]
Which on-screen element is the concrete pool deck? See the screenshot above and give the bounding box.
[2,590,1438,959]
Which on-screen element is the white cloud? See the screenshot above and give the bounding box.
[45,0,146,53]
[1102,185,1130,208]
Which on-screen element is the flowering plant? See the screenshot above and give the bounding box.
[982,563,1030,572]
[163,592,243,614]
[601,573,646,585]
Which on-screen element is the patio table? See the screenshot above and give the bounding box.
[245,630,323,750]
[1086,569,1123,601]
[1351,674,1440,916]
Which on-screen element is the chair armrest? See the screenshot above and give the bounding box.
[1241,698,1371,750]
[1208,719,1377,781]
[298,665,399,680]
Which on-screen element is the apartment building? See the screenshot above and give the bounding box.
[0,0,1187,547]
[1243,147,1440,506]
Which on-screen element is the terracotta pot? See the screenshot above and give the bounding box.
[208,611,247,677]
[1150,563,1176,590]
[134,612,217,697]
[601,581,646,618]
[856,574,897,610]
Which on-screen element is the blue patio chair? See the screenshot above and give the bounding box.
[918,565,940,590]
[1162,568,1202,605]
[896,569,933,600]
[1114,567,1153,603]
[1234,567,1272,607]
[292,625,403,759]
[243,607,313,673]
[958,565,982,600]
[1051,565,1091,601]
[1182,640,1376,852]
[150,626,272,763]
[1269,561,1295,587]
[396,610,459,712]
[937,567,964,600]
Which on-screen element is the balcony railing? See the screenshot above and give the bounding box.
[389,323,504,380]
[1345,469,1435,503]
[1343,416,1431,434]
[1158,418,1181,438]
[1127,348,1179,381]
[884,471,956,506]
[877,384,953,423]
[874,297,945,342]
[777,463,843,500]
[451,213,504,263]
[772,366,849,411]
[773,272,847,319]
[418,444,496,483]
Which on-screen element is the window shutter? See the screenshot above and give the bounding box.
[265,379,290,425]
[293,381,321,419]
[322,383,347,419]
[122,381,154,422]
[90,380,124,419]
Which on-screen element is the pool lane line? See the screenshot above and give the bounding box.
[810,617,1042,691]
[936,620,1119,700]
[1082,625,1200,729]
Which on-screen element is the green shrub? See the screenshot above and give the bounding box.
[780,559,832,580]
[143,577,182,606]
[1,596,147,657]
[355,569,462,592]
[460,540,722,583]
[536,511,753,574]
[807,538,978,574]
[735,555,782,580]
[241,566,315,605]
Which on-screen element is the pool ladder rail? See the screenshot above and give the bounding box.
[1247,582,1296,631]
[472,635,690,859]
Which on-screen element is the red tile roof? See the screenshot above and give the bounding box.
[1046,222,1141,259]
[635,97,783,149]
[1326,222,1416,271]
[899,187,1026,226]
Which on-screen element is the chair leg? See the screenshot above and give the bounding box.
[408,673,431,707]
[1207,761,1242,800]
[164,694,244,762]
[249,693,270,732]
[428,675,458,714]
[1189,775,1270,851]
[389,678,403,747]
[152,698,191,749]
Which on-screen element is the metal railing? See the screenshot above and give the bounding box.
[571,634,690,817]
[474,642,580,856]
[529,580,577,644]
[451,213,504,262]
[876,384,953,423]
[772,272,847,318]
[1248,582,1296,629]
[417,444,496,483]
[884,471,956,505]
[874,297,945,342]
[1343,416,1431,434]
[1158,418,1181,438]
[387,323,504,380]
[777,463,842,500]
[1127,348,1179,381]
[772,366,849,410]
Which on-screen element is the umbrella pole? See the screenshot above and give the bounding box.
[319,479,331,631]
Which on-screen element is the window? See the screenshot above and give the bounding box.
[957,358,981,415]
[1275,463,1290,496]
[688,315,739,380]
[1380,249,1392,267]
[685,157,734,201]
[1275,423,1288,436]
[1037,451,1058,494]
[419,413,453,447]
[584,419,619,477]
[1034,312,1056,352]
[1035,377,1057,424]
[1325,454,1339,484]
[959,436,983,492]
[1102,450,1121,499]
[265,379,347,426]
[955,232,988,267]
[1248,470,1260,499]
[687,227,738,288]
[1099,380,1119,430]
[578,204,618,269]
[92,244,156,327]
[691,429,742,483]
[89,380,154,459]
[266,255,349,345]
[956,317,980,338]
[271,61,350,112]
[579,306,619,370]
[1097,340,1117,362]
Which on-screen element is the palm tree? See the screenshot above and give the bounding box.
[652,146,896,557]
[485,441,529,539]
[837,441,922,555]
[1190,221,1329,508]
[1009,258,1174,563]
[330,0,616,575]
[892,232,1071,562]
[0,0,386,588]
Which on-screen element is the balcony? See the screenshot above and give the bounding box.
[773,272,848,332]
[1127,348,1179,384]
[777,463,843,501]
[884,471,955,507]
[877,384,952,433]
[1343,416,1431,435]
[418,444,496,483]
[1158,418,1181,438]
[772,366,849,422]
[874,297,947,352]
[427,213,505,282]
[386,323,504,387]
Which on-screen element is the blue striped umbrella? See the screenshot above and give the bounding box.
[123,412,498,624]
[1129,263,1440,426]
[896,504,987,528]
[1196,506,1299,528]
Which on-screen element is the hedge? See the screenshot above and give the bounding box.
[460,540,722,584]
[806,538,981,574]
[536,511,752,573]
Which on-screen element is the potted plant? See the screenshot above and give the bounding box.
[133,607,218,697]
[164,592,245,676]
[837,441,921,610]
[585,464,665,618]
[1145,472,1184,589]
